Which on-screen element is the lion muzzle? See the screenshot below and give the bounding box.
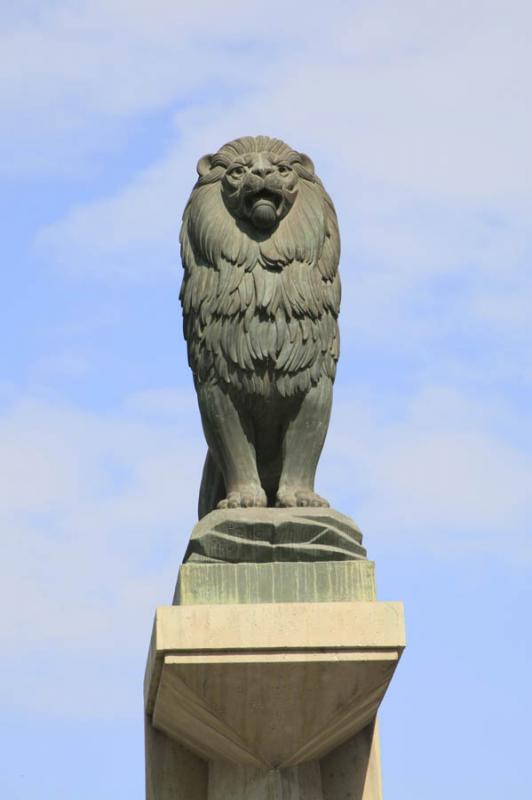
[245,188,282,231]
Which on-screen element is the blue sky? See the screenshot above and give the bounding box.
[1,1,531,797]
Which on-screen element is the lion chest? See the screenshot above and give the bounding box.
[182,261,338,395]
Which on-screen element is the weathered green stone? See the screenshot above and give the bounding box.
[174,560,376,606]
[183,507,367,564]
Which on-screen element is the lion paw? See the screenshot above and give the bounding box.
[275,489,330,508]
[217,487,267,510]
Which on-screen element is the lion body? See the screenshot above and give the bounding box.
[179,136,341,515]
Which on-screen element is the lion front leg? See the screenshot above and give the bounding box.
[195,382,267,510]
[276,377,333,508]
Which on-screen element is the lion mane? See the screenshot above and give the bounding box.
[179,135,341,397]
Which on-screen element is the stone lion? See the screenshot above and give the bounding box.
[179,136,341,517]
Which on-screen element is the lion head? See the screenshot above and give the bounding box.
[180,136,341,397]
[197,138,315,235]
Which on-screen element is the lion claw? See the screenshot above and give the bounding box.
[217,488,267,510]
[275,489,329,508]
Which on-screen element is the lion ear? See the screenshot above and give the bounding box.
[196,154,214,177]
[297,152,315,176]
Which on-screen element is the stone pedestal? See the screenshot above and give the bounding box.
[184,508,367,563]
[144,513,405,799]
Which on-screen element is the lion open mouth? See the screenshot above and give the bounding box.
[245,189,282,230]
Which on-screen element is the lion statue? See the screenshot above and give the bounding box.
[179,135,341,518]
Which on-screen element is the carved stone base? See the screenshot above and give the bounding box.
[183,507,366,563]
[146,543,405,798]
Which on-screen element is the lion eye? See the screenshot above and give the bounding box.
[277,165,292,175]
[228,166,245,177]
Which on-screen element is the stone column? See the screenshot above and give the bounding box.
[144,510,405,799]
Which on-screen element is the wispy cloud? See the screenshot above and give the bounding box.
[5,0,532,186]
[1,390,203,715]
[323,386,532,562]
[0,0,325,173]
[33,1,532,370]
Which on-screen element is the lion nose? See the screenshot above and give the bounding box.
[251,165,273,178]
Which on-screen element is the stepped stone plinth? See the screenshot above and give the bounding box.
[145,515,406,799]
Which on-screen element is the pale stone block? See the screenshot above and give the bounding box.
[321,720,383,800]
[144,602,404,770]
[145,715,207,800]
[146,554,402,798]
[145,723,383,800]
[208,761,323,800]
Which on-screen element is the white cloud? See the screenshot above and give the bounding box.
[32,351,93,380]
[0,0,335,173]
[321,385,532,562]
[37,149,187,279]
[1,391,205,716]
[34,0,532,357]
[4,0,532,191]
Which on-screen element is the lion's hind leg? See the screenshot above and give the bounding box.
[198,449,226,519]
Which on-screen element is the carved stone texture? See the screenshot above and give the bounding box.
[183,508,366,564]
[180,136,341,518]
